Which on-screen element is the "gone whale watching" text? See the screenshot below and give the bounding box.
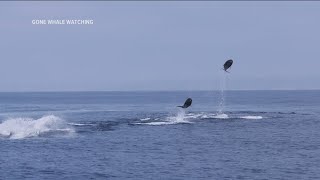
[32,19,94,25]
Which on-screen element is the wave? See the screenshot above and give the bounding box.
[0,115,74,139]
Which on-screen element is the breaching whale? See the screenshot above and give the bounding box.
[177,98,192,108]
[223,59,233,72]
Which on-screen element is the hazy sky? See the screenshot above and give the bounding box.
[1,2,320,91]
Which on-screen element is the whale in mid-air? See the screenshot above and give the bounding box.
[223,59,233,72]
[177,98,192,108]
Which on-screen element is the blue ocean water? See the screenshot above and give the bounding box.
[0,91,320,179]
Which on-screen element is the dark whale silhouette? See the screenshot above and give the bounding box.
[177,98,192,108]
[223,59,233,72]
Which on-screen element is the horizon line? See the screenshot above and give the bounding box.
[0,89,319,93]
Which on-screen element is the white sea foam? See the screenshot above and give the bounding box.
[137,109,191,126]
[213,113,229,119]
[137,121,183,126]
[136,111,265,126]
[68,123,94,126]
[140,118,151,121]
[198,113,229,119]
[137,119,192,126]
[0,115,74,139]
[240,116,263,120]
[185,113,203,119]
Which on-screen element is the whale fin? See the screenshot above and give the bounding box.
[177,98,192,109]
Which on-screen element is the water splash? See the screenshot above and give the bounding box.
[170,108,186,122]
[0,115,75,139]
[218,70,227,114]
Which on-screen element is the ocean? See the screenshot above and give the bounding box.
[0,91,319,179]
